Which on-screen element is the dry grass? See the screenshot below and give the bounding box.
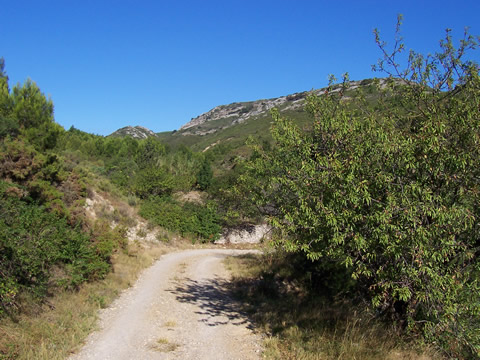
[223,253,264,278]
[224,253,440,360]
[0,241,173,360]
[151,337,179,352]
[163,320,177,328]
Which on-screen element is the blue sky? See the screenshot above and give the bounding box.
[2,0,479,135]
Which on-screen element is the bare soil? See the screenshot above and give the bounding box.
[69,249,262,360]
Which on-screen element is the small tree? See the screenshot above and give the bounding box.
[0,59,18,138]
[11,79,54,129]
[135,137,166,169]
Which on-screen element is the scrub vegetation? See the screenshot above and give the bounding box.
[0,55,220,358]
[1,17,479,359]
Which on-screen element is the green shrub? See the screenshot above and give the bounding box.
[0,181,114,315]
[139,196,221,242]
[133,167,174,199]
[196,158,213,190]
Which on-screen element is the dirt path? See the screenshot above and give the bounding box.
[69,249,262,360]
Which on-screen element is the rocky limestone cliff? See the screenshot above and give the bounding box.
[178,91,311,135]
[215,223,272,245]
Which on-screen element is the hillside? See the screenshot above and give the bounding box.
[157,79,377,154]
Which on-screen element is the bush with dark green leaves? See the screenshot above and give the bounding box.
[0,59,136,323]
[196,157,213,190]
[133,167,174,199]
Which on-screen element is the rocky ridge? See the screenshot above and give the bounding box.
[110,79,381,140]
[177,79,373,136]
[178,91,311,135]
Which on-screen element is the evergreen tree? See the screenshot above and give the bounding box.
[0,58,17,138]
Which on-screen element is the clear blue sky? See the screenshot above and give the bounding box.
[2,0,479,135]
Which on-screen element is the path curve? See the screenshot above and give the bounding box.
[69,249,262,360]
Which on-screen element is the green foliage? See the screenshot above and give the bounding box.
[139,196,182,230]
[157,145,202,191]
[0,59,64,151]
[11,79,54,130]
[226,253,436,360]
[0,138,83,217]
[133,167,174,198]
[183,201,222,241]
[135,137,166,169]
[22,121,64,150]
[0,181,112,316]
[139,196,221,241]
[0,59,17,140]
[90,220,128,262]
[247,21,480,357]
[0,61,140,333]
[211,160,263,227]
[0,62,129,319]
[196,157,213,190]
[0,115,19,139]
[56,126,203,196]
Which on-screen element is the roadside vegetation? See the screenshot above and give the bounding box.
[0,55,221,359]
[1,16,479,359]
[0,240,172,359]
[225,252,438,359]
[237,18,480,358]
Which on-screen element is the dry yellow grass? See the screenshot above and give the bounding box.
[151,337,179,352]
[163,320,177,328]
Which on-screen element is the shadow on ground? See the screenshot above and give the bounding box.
[168,277,256,330]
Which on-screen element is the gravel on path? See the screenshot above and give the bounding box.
[69,249,263,360]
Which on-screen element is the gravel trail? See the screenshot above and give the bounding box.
[69,249,262,360]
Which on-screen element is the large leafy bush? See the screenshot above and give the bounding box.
[247,22,480,357]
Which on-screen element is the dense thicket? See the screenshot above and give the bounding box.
[0,181,112,312]
[244,23,480,357]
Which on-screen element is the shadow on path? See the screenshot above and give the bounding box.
[168,277,256,330]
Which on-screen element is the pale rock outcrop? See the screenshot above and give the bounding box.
[215,223,271,245]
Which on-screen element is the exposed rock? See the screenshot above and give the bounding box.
[177,78,391,137]
[125,219,160,243]
[175,191,204,205]
[178,93,307,135]
[109,125,158,139]
[215,223,271,245]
